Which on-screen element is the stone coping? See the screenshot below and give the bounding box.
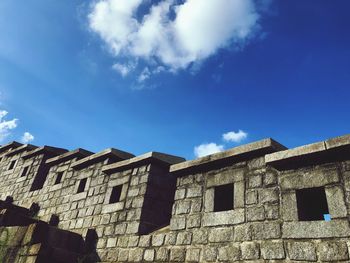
[0,141,23,154]
[22,146,68,159]
[71,148,135,170]
[102,152,185,174]
[5,144,38,157]
[265,134,350,169]
[170,138,287,176]
[46,148,94,166]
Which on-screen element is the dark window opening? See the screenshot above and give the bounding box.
[77,178,87,193]
[55,172,63,185]
[214,183,234,212]
[30,164,50,191]
[8,160,16,170]
[296,186,329,221]
[109,185,123,204]
[49,214,59,227]
[21,167,29,177]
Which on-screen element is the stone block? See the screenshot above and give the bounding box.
[203,246,217,262]
[128,248,144,262]
[247,206,265,222]
[281,191,298,221]
[208,227,234,243]
[174,189,186,200]
[264,170,277,186]
[156,247,169,261]
[234,180,245,208]
[144,249,155,262]
[187,186,202,198]
[241,241,259,260]
[176,200,191,215]
[207,169,244,188]
[192,229,208,244]
[202,209,244,227]
[246,190,258,205]
[186,248,201,262]
[218,244,240,261]
[287,241,316,261]
[280,168,339,190]
[282,220,350,238]
[204,188,214,212]
[252,222,281,240]
[318,241,349,261]
[325,185,347,218]
[187,214,201,228]
[176,231,192,245]
[261,241,285,260]
[170,248,186,262]
[191,198,202,213]
[265,204,279,220]
[170,216,186,230]
[138,235,151,247]
[152,233,165,246]
[259,187,279,203]
[248,174,262,188]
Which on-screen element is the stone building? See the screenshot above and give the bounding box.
[0,134,349,262]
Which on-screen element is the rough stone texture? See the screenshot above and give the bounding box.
[287,241,317,261]
[261,241,285,259]
[317,241,349,261]
[0,135,350,263]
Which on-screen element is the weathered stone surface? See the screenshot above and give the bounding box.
[282,220,350,238]
[202,209,244,226]
[287,241,316,261]
[261,241,285,260]
[156,247,169,261]
[170,248,186,262]
[170,216,186,230]
[259,187,279,203]
[248,174,262,188]
[241,241,259,260]
[325,186,347,218]
[246,190,258,205]
[208,227,233,243]
[218,244,240,261]
[280,168,339,190]
[144,249,155,262]
[186,248,201,262]
[247,206,265,222]
[281,191,298,221]
[317,241,349,261]
[203,246,217,262]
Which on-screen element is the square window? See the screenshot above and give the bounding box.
[77,178,87,193]
[55,172,64,185]
[109,185,122,204]
[9,160,16,170]
[214,183,234,212]
[21,167,29,177]
[296,186,329,221]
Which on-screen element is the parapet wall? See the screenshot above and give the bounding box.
[0,135,349,262]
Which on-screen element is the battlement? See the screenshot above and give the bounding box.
[0,134,349,262]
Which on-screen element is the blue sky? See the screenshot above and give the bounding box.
[0,0,349,160]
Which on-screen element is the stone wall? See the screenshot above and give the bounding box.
[0,135,348,262]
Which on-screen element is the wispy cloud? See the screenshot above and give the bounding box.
[112,62,136,77]
[21,132,34,144]
[223,130,248,143]
[88,0,265,80]
[194,142,224,158]
[0,110,18,142]
[194,129,248,158]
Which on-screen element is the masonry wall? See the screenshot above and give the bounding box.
[0,138,349,262]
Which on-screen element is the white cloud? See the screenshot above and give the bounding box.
[0,110,18,142]
[112,62,136,77]
[89,0,261,75]
[194,143,224,158]
[223,130,248,143]
[21,132,34,144]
